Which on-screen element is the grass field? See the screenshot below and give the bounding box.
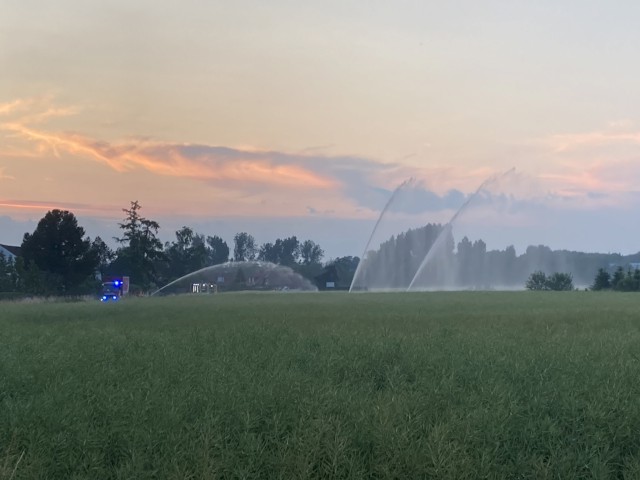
[2,292,640,479]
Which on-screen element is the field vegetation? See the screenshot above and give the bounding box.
[2,292,640,479]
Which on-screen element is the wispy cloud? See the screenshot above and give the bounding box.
[0,100,22,116]
[0,97,356,191]
[514,124,640,205]
[0,97,490,216]
[0,199,120,214]
[539,163,636,196]
[3,125,338,189]
[0,97,77,123]
[8,96,635,221]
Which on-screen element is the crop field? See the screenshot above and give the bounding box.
[2,292,640,479]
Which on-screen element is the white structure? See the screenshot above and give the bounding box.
[0,244,20,262]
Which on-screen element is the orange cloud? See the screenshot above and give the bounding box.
[0,99,26,116]
[0,97,71,121]
[7,96,570,219]
[0,199,123,217]
[0,201,67,211]
[1,101,337,190]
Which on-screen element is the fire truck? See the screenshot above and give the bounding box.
[101,276,129,302]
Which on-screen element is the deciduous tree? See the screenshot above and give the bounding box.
[21,209,99,294]
[300,240,324,265]
[525,271,548,291]
[233,232,256,262]
[206,235,229,265]
[546,272,573,291]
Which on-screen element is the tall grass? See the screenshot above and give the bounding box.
[1,292,640,479]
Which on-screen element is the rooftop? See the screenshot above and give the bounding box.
[0,244,21,257]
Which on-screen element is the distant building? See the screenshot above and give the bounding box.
[0,244,20,262]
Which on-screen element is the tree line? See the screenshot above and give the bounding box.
[3,204,638,297]
[525,267,640,292]
[591,267,640,292]
[0,201,359,297]
[360,223,640,290]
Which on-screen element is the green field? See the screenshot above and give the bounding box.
[2,292,640,479]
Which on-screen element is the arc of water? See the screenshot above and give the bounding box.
[150,262,234,296]
[151,260,318,296]
[406,168,515,291]
[349,178,415,292]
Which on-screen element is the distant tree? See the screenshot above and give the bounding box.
[525,271,548,291]
[172,226,195,252]
[290,240,323,282]
[591,268,611,291]
[471,239,487,288]
[277,236,300,266]
[21,209,99,294]
[526,271,573,291]
[164,227,207,279]
[0,253,17,292]
[258,242,277,263]
[13,257,50,295]
[233,232,257,262]
[456,236,474,286]
[257,237,301,265]
[611,266,625,290]
[114,201,165,290]
[189,234,209,268]
[503,245,518,284]
[615,268,640,292]
[300,240,324,265]
[524,245,555,276]
[546,272,574,291]
[91,236,115,276]
[206,235,229,265]
[164,227,201,278]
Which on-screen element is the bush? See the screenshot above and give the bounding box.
[525,271,548,291]
[546,272,574,291]
[526,271,573,291]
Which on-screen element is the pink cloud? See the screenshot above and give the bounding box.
[548,130,640,153]
[1,98,339,190]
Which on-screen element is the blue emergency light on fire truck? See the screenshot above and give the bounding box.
[100,276,129,302]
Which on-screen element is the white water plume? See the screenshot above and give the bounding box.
[348,168,629,292]
[152,261,317,296]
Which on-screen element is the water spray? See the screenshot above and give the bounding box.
[407,168,515,291]
[349,178,415,292]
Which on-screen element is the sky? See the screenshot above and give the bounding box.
[2,0,640,258]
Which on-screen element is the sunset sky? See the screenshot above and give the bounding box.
[2,0,640,258]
